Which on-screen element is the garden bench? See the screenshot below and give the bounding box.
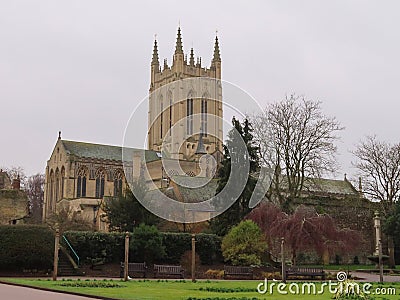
[120,262,147,278]
[285,266,325,280]
[223,265,253,279]
[153,264,185,278]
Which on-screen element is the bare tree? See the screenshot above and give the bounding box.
[352,136,400,267]
[46,206,93,234]
[251,95,343,211]
[26,173,45,223]
[1,166,27,188]
[353,136,400,213]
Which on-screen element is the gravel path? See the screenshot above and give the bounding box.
[0,283,100,300]
[350,271,400,282]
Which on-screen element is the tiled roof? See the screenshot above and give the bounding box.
[61,140,160,163]
[171,176,219,203]
[301,177,359,196]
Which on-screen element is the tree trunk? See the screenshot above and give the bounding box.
[388,235,396,269]
[292,248,297,266]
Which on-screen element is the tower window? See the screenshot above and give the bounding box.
[186,98,193,135]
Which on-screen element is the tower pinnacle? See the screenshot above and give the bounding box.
[175,27,183,54]
[189,48,195,66]
[212,35,221,62]
[151,38,160,66]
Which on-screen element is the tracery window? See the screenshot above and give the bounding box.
[95,169,105,198]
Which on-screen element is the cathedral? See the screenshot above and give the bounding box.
[42,28,223,230]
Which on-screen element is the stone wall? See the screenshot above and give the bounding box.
[0,190,28,224]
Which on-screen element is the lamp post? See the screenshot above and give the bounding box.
[378,239,384,283]
[281,237,286,283]
[124,231,130,281]
[191,234,196,282]
[52,229,60,281]
[374,211,381,256]
[374,211,384,283]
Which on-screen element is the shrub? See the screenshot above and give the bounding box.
[0,225,53,270]
[195,234,223,265]
[63,231,125,263]
[58,281,125,288]
[130,224,166,263]
[221,220,267,266]
[261,271,282,280]
[162,233,191,263]
[204,269,224,279]
[162,233,222,265]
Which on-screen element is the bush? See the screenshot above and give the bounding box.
[162,233,191,263]
[204,269,224,279]
[63,231,125,263]
[0,225,54,270]
[130,224,165,263]
[221,220,267,266]
[195,234,223,265]
[162,233,222,265]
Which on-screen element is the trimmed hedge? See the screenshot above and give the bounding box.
[64,231,222,265]
[0,226,222,271]
[0,225,54,270]
[63,231,125,264]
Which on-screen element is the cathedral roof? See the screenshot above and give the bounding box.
[61,140,160,163]
[170,175,219,203]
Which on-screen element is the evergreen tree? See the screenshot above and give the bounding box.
[210,117,260,235]
[103,180,160,232]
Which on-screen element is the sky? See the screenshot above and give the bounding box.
[1,0,399,180]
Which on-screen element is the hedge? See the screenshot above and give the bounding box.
[64,231,222,265]
[0,226,222,271]
[0,225,54,270]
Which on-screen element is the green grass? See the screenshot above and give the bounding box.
[2,278,400,300]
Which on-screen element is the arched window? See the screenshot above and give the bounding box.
[77,167,87,198]
[61,167,65,200]
[186,98,193,135]
[55,169,60,202]
[201,98,208,136]
[114,171,123,197]
[49,170,54,212]
[95,169,105,198]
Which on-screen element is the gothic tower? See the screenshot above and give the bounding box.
[147,27,223,160]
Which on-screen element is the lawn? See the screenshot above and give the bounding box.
[2,278,400,300]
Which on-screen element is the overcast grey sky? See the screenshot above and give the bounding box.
[1,1,399,179]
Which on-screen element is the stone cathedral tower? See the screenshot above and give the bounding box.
[147,27,223,161]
